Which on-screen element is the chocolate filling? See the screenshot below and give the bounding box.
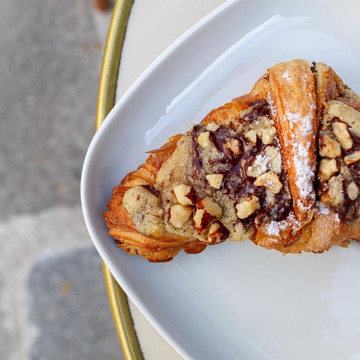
[190,100,292,231]
[317,116,360,223]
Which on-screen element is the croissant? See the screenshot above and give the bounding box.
[103,59,360,262]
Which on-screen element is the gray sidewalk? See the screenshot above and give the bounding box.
[0,1,122,359]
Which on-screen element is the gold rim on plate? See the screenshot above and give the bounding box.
[95,1,143,359]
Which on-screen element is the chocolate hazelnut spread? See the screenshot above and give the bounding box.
[189,100,292,234]
[316,112,360,223]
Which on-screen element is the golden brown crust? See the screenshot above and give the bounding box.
[251,205,355,254]
[314,62,337,125]
[267,60,317,223]
[201,94,258,126]
[252,209,360,254]
[103,60,360,261]
[103,137,208,262]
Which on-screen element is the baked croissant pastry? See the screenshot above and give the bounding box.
[103,59,360,262]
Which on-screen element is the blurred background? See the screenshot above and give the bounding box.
[0,0,122,359]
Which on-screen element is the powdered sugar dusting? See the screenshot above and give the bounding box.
[316,201,330,215]
[282,68,291,81]
[264,211,300,237]
[247,153,269,175]
[296,198,312,212]
[267,68,316,212]
[267,92,277,118]
[265,220,283,236]
[285,98,316,205]
[285,111,313,135]
[292,141,314,201]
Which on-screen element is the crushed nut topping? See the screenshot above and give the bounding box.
[319,135,341,158]
[245,130,257,143]
[332,121,353,150]
[206,174,224,189]
[207,220,229,243]
[187,99,291,237]
[236,196,261,219]
[173,184,196,206]
[318,158,339,182]
[347,181,359,200]
[261,126,276,145]
[254,171,283,194]
[169,204,192,228]
[344,150,360,165]
[197,131,211,149]
[206,122,220,132]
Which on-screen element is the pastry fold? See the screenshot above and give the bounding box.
[103,60,360,262]
[103,135,208,262]
[267,60,317,223]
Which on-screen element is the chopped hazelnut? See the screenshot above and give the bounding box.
[265,189,276,206]
[245,130,257,143]
[225,138,241,156]
[206,122,220,131]
[236,196,261,219]
[169,204,192,228]
[264,146,282,174]
[328,100,360,138]
[236,123,244,135]
[207,220,229,243]
[193,197,223,234]
[193,209,211,233]
[206,174,224,189]
[261,126,276,145]
[247,154,269,178]
[328,175,345,208]
[318,158,339,182]
[197,131,211,149]
[348,181,359,200]
[344,150,360,165]
[196,197,222,219]
[319,135,341,158]
[332,122,353,150]
[254,171,283,194]
[173,184,196,206]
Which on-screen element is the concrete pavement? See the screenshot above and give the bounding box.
[0,1,123,359]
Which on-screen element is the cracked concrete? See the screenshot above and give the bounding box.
[0,1,123,359]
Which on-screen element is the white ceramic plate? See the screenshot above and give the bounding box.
[81,0,360,359]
